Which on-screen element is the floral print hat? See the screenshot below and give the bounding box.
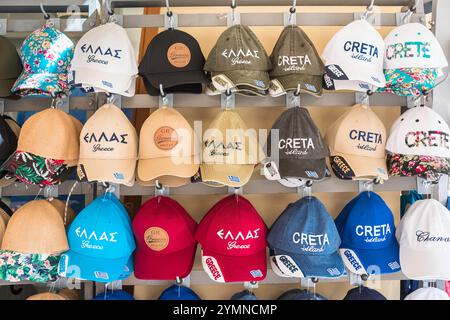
[11,21,74,98]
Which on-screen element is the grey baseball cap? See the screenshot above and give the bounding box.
[204,25,271,96]
[264,107,329,181]
[0,37,22,98]
[269,26,324,97]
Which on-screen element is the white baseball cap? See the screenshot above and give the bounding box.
[70,23,138,97]
[386,106,450,157]
[404,287,450,300]
[384,23,448,70]
[396,199,450,280]
[322,19,386,92]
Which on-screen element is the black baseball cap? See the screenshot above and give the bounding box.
[277,289,327,300]
[139,29,209,96]
[343,286,387,300]
[265,107,329,181]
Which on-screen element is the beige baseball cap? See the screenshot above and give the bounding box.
[26,292,67,300]
[200,110,265,187]
[78,103,138,186]
[0,205,11,247]
[1,200,69,254]
[48,198,76,226]
[15,108,82,166]
[325,104,388,180]
[138,107,200,186]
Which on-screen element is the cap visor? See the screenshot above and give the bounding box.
[272,249,345,278]
[11,72,67,96]
[212,70,270,90]
[137,175,191,188]
[400,247,450,280]
[330,152,388,180]
[134,244,197,280]
[142,77,203,96]
[278,158,329,181]
[145,70,209,89]
[60,251,131,283]
[340,241,400,275]
[0,78,16,98]
[325,63,386,88]
[78,158,137,186]
[275,74,323,97]
[201,249,267,283]
[277,178,306,188]
[138,156,199,182]
[200,163,254,187]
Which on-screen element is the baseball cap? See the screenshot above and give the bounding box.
[404,287,450,300]
[378,23,448,96]
[204,25,271,97]
[264,107,329,183]
[322,19,385,92]
[336,191,401,275]
[93,290,135,300]
[132,196,197,280]
[277,289,327,300]
[195,195,268,283]
[268,197,345,279]
[58,194,136,282]
[12,22,74,97]
[70,23,138,97]
[48,198,76,226]
[138,107,199,187]
[386,106,450,182]
[396,199,450,280]
[230,290,257,300]
[0,36,22,98]
[1,108,82,186]
[139,29,208,95]
[343,286,387,300]
[200,110,265,187]
[158,285,201,300]
[78,103,138,186]
[325,104,388,181]
[269,26,324,97]
[27,292,69,300]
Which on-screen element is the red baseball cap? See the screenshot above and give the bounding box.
[195,195,268,283]
[132,196,197,280]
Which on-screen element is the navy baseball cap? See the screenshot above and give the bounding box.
[267,196,345,278]
[277,289,327,300]
[343,286,387,300]
[230,290,257,300]
[93,290,135,300]
[158,285,201,300]
[335,191,401,275]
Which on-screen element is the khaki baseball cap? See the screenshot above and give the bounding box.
[200,110,266,187]
[325,104,388,180]
[138,107,200,187]
[269,26,324,97]
[78,103,138,186]
[1,200,69,254]
[204,25,271,96]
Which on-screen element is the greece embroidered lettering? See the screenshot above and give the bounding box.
[405,130,450,149]
[278,256,299,274]
[81,44,122,65]
[386,41,431,60]
[333,157,351,174]
[205,258,222,280]
[75,227,118,242]
[217,228,259,250]
[344,250,362,271]
[205,140,243,157]
[415,230,450,242]
[221,48,260,66]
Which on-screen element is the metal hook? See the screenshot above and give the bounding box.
[40,2,50,20]
[289,0,297,25]
[294,83,301,96]
[159,84,166,98]
[106,0,114,16]
[401,0,418,24]
[231,0,237,25]
[361,0,375,20]
[175,276,183,285]
[165,0,174,28]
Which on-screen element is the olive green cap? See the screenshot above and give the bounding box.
[0,36,22,98]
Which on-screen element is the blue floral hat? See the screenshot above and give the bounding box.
[11,22,74,98]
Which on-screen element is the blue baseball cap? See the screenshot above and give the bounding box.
[267,196,345,278]
[93,290,135,300]
[230,290,257,300]
[277,289,327,300]
[58,194,136,282]
[158,285,201,300]
[343,286,386,300]
[336,191,401,275]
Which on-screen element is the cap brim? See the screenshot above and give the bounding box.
[200,163,255,187]
[339,241,400,275]
[11,72,67,97]
[78,159,137,186]
[201,249,267,283]
[271,249,345,278]
[212,70,270,90]
[59,251,131,283]
[138,156,199,182]
[134,244,197,280]
[277,177,306,188]
[144,70,209,89]
[324,63,385,88]
[142,77,203,96]
[0,78,17,98]
[387,153,450,182]
[330,152,388,180]
[137,175,191,188]
[400,247,450,280]
[278,158,329,181]
[272,74,323,97]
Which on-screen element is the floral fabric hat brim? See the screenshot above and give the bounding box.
[0,250,60,283]
[0,150,73,187]
[11,71,69,98]
[387,153,450,182]
[377,67,439,96]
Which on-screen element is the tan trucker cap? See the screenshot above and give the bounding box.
[325,104,388,180]
[200,110,266,187]
[1,200,69,254]
[137,107,200,186]
[78,103,138,186]
[15,108,82,166]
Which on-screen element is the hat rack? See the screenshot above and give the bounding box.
[0,0,447,298]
